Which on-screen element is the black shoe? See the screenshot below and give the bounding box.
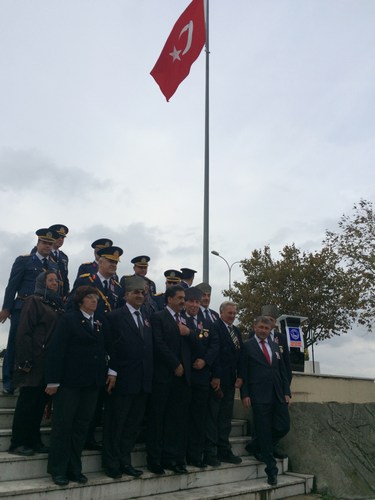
[105,469,122,479]
[34,443,49,454]
[52,475,69,486]
[147,463,165,475]
[8,446,35,457]
[68,473,88,484]
[204,457,221,467]
[273,450,288,459]
[187,460,208,468]
[2,388,14,395]
[122,465,143,477]
[218,452,242,464]
[84,440,102,451]
[267,474,278,486]
[163,464,186,474]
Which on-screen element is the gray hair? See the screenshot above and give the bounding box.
[219,301,237,313]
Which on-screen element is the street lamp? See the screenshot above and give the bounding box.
[211,250,241,290]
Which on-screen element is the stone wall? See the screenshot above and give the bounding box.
[234,373,375,499]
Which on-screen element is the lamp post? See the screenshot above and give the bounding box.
[211,250,241,290]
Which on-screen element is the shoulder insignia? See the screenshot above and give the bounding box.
[21,254,31,257]
[79,273,91,278]
[154,293,164,297]
[82,262,92,265]
[112,279,120,286]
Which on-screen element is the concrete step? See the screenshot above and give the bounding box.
[0,458,312,499]
[0,395,17,409]
[0,436,251,480]
[0,409,50,429]
[0,414,248,452]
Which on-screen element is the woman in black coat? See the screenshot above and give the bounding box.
[45,285,109,487]
[9,270,65,456]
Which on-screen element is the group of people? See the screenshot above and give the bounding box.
[0,225,292,487]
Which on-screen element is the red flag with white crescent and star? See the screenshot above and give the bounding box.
[150,0,206,102]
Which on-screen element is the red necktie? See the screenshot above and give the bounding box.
[260,340,271,365]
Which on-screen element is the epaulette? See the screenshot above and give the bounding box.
[154,292,164,297]
[82,262,92,265]
[112,279,120,286]
[21,254,31,257]
[124,274,133,278]
[79,273,91,278]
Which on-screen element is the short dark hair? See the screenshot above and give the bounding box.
[74,286,98,308]
[165,284,185,301]
[254,315,272,326]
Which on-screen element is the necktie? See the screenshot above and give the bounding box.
[175,313,180,324]
[103,280,108,292]
[204,309,212,323]
[134,310,144,339]
[89,316,94,330]
[42,258,48,269]
[228,325,240,350]
[260,340,271,365]
[54,251,58,260]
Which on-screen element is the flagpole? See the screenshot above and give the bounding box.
[203,0,209,283]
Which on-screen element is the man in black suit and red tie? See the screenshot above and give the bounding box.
[241,316,291,487]
[146,284,192,475]
[102,275,153,479]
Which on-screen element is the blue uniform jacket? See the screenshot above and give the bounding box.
[2,254,60,312]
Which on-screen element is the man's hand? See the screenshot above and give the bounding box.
[285,395,291,407]
[178,323,190,336]
[242,396,251,408]
[45,386,58,396]
[106,375,117,394]
[0,309,10,323]
[174,364,184,377]
[210,377,220,390]
[235,377,243,389]
[193,358,206,370]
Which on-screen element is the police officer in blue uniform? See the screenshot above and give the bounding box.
[180,268,197,289]
[76,238,113,278]
[129,255,157,295]
[0,228,60,394]
[49,224,70,300]
[153,270,183,311]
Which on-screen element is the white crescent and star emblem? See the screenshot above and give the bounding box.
[169,20,194,62]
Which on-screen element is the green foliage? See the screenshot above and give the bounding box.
[226,244,358,347]
[325,199,375,332]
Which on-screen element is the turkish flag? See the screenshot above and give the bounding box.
[150,0,206,102]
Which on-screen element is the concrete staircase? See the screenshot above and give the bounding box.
[0,389,313,499]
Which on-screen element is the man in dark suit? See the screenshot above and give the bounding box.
[0,228,60,394]
[204,301,244,466]
[195,282,220,325]
[153,269,183,311]
[146,285,192,475]
[182,287,219,468]
[241,316,291,486]
[102,276,153,479]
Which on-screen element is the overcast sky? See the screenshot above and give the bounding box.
[0,0,374,379]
